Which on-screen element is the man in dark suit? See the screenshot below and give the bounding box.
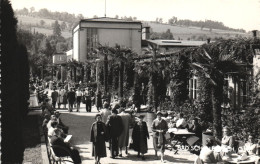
[54,111,69,134]
[84,87,92,112]
[50,129,81,164]
[106,108,123,158]
[51,88,59,109]
[67,88,76,112]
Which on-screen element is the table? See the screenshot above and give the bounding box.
[166,129,195,154]
[223,154,258,164]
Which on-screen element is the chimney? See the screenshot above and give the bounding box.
[252,30,257,38]
[142,26,150,40]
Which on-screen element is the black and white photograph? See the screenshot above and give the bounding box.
[1,0,260,163]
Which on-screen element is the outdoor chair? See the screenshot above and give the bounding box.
[234,140,245,153]
[50,145,74,164]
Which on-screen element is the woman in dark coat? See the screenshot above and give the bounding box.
[132,115,149,160]
[90,114,107,164]
[96,90,102,112]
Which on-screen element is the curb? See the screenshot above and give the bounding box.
[37,115,50,164]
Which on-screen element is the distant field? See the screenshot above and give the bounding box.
[16,15,250,40]
[17,15,72,38]
[33,27,72,38]
[144,22,250,40]
[17,15,66,26]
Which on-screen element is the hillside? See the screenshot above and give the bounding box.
[16,15,250,40]
[17,15,72,38]
[143,22,250,40]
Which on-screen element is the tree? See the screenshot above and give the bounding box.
[38,8,50,18]
[138,44,164,111]
[161,29,174,40]
[115,15,119,19]
[1,0,29,162]
[56,42,68,52]
[30,7,35,13]
[60,21,67,31]
[191,47,241,139]
[40,20,45,26]
[52,20,61,37]
[168,16,178,25]
[77,14,84,20]
[21,7,29,15]
[39,38,54,57]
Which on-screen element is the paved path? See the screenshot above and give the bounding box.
[56,104,197,164]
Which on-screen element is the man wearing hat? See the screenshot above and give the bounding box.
[106,108,123,158]
[152,111,168,162]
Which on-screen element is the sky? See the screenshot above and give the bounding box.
[10,0,260,32]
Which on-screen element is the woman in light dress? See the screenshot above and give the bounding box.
[29,87,39,107]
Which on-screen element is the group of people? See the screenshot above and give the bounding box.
[90,102,195,164]
[41,99,82,164]
[197,127,260,163]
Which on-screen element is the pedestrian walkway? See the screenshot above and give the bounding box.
[56,105,197,164]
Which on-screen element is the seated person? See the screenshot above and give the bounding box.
[42,106,52,119]
[168,118,176,129]
[50,128,81,164]
[199,138,219,163]
[244,135,258,155]
[42,114,50,134]
[42,98,55,114]
[47,115,58,129]
[188,118,202,140]
[48,121,59,142]
[176,113,188,129]
[216,127,234,148]
[214,127,234,157]
[54,111,69,134]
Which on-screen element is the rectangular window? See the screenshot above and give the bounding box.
[189,75,198,100]
[86,28,98,59]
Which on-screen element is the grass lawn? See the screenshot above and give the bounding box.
[23,113,42,164]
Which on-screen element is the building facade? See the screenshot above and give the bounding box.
[72,17,142,62]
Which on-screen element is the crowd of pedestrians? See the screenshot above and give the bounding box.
[29,77,260,164]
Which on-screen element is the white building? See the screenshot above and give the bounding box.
[72,17,142,62]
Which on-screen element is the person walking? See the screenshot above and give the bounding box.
[100,102,111,123]
[67,88,76,112]
[96,90,102,112]
[118,107,132,157]
[62,89,68,109]
[90,114,108,164]
[75,88,83,112]
[152,111,168,163]
[51,88,58,109]
[57,87,63,109]
[106,108,123,158]
[132,115,149,160]
[84,87,92,112]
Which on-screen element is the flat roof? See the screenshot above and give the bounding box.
[147,39,207,47]
[73,17,142,31]
[80,17,141,24]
